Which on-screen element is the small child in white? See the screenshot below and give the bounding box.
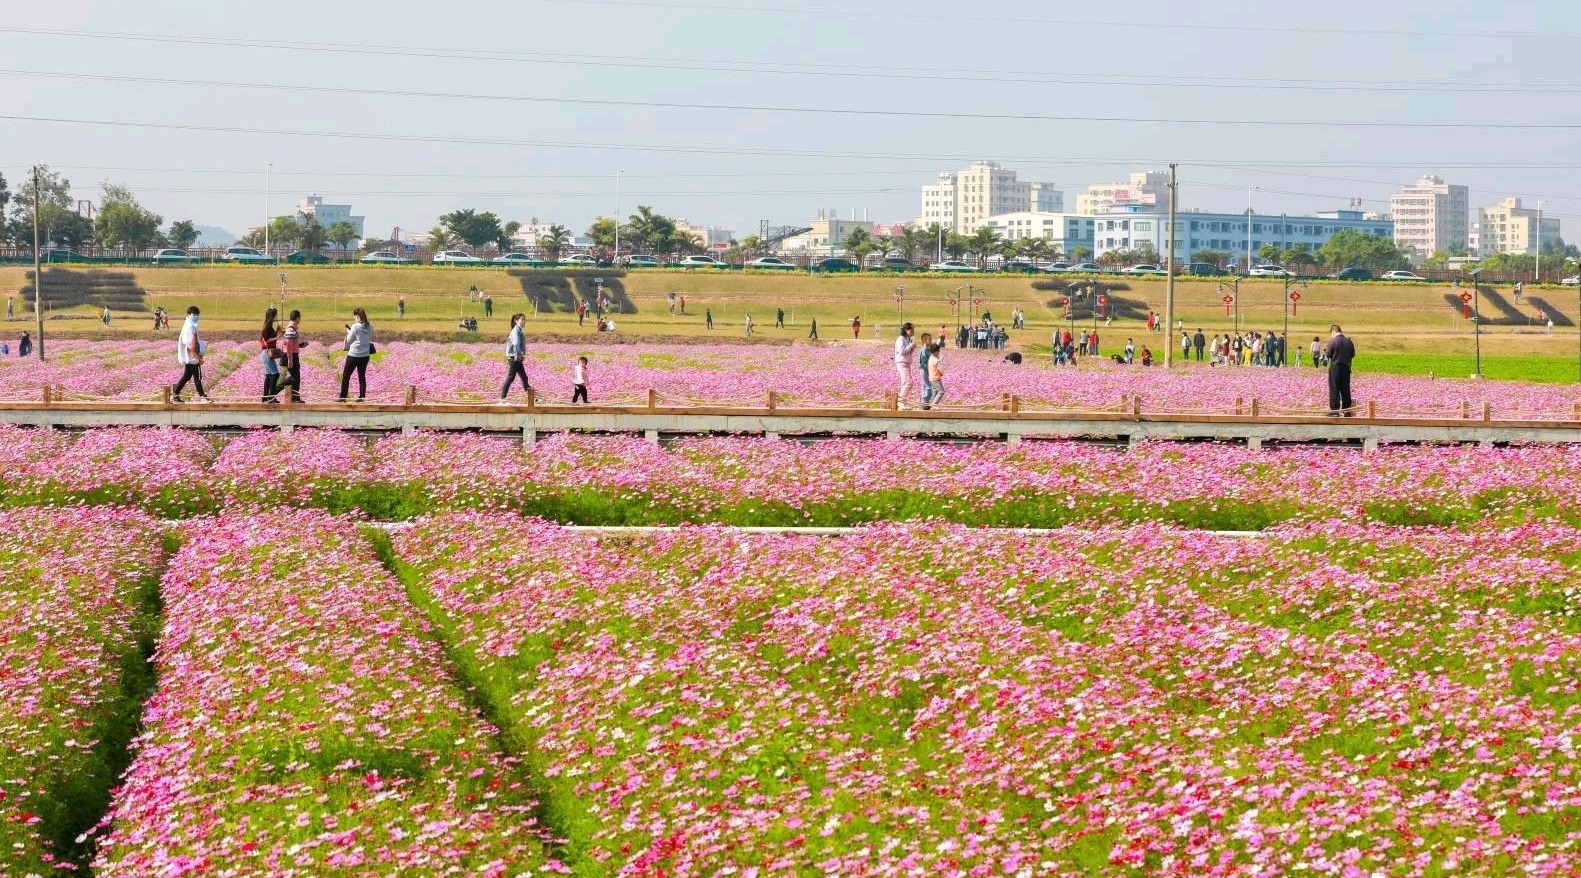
[572,356,589,404]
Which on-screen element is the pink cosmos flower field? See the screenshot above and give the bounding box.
[1,338,1576,417]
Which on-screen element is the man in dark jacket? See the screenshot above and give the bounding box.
[1325,324,1357,416]
[1192,328,1206,361]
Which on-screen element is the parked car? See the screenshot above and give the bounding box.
[286,250,332,265]
[1332,266,1373,281]
[811,257,861,273]
[1121,264,1167,275]
[998,261,1043,274]
[747,256,795,270]
[1185,262,1229,276]
[361,250,413,264]
[876,256,916,271]
[151,248,200,264]
[1248,264,1289,277]
[929,260,979,272]
[1561,275,1580,286]
[1380,270,1427,281]
[560,254,599,266]
[1044,261,1072,272]
[493,252,547,265]
[433,250,485,265]
[624,254,661,268]
[676,254,729,268]
[221,246,272,263]
[1065,262,1104,273]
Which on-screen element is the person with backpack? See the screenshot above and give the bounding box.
[500,313,531,401]
[172,306,211,403]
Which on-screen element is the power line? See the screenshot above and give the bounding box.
[0,26,1568,93]
[532,0,1578,40]
[4,71,1579,129]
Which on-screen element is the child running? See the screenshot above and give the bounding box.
[926,341,944,407]
[572,356,589,404]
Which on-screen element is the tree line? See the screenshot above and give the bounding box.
[0,166,203,255]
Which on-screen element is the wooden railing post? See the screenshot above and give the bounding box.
[1574,401,1581,421]
[42,386,51,406]
[526,388,536,410]
[1234,396,1244,417]
[1132,396,1142,420]
[1001,393,1012,412]
[404,385,417,406]
[886,392,898,411]
[162,386,172,406]
[1249,398,1260,418]
[1010,395,1021,415]
[1366,400,1377,420]
[1461,400,1471,420]
[766,390,777,412]
[647,388,657,410]
[1482,402,1492,422]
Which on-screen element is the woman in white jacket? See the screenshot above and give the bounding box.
[338,307,374,402]
[500,314,531,401]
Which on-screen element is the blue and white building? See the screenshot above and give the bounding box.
[983,212,1095,255]
[1091,206,1394,263]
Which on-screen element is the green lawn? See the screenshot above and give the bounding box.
[1361,351,1581,383]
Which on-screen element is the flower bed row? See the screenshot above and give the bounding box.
[0,508,163,874]
[4,426,1581,529]
[92,511,553,876]
[393,514,1581,876]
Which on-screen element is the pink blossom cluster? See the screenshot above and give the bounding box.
[92,511,554,876]
[2,339,1577,416]
[0,507,162,874]
[0,425,216,509]
[395,514,1581,876]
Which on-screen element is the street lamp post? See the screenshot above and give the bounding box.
[1281,275,1305,366]
[894,285,906,322]
[1467,267,1484,379]
[1218,277,1243,337]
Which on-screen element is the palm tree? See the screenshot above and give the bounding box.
[944,232,970,260]
[537,224,572,262]
[1096,249,1125,268]
[427,226,456,252]
[674,233,705,256]
[897,226,925,261]
[968,227,1002,269]
[921,223,947,262]
[841,226,871,257]
[1021,237,1054,265]
[872,234,895,264]
[737,235,764,263]
[1071,245,1094,262]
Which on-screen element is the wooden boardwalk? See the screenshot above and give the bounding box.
[3,392,1580,448]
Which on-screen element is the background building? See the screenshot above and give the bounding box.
[1473,197,1560,257]
[1389,175,1469,259]
[779,215,874,255]
[983,212,1095,255]
[1075,171,1169,215]
[296,195,365,238]
[1090,206,1394,262]
[914,161,1063,234]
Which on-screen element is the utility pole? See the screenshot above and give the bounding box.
[31,165,45,362]
[264,162,272,259]
[614,170,622,262]
[1164,163,1178,369]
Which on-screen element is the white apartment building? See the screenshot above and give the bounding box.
[1474,197,1560,257]
[915,161,1063,234]
[983,212,1095,254]
[1075,171,1169,215]
[1389,175,1469,259]
[296,195,365,238]
[675,219,733,249]
[779,216,874,255]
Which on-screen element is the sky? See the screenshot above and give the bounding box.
[3,0,1581,243]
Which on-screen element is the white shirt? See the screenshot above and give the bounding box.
[574,363,586,384]
[177,317,199,365]
[894,334,915,364]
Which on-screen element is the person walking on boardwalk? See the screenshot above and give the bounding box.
[893,322,916,408]
[338,307,374,402]
[917,332,934,409]
[18,331,31,357]
[281,310,305,403]
[259,307,282,403]
[172,306,211,403]
[1325,324,1356,416]
[500,313,531,401]
[571,355,589,404]
[925,341,944,407]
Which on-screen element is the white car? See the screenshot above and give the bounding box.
[1247,265,1289,277]
[493,252,549,265]
[1561,275,1579,286]
[432,250,484,265]
[151,248,201,263]
[1121,264,1167,275]
[748,256,795,270]
[560,254,599,266]
[677,255,728,268]
[220,246,272,263]
[1380,270,1427,281]
[361,250,412,264]
[625,254,661,267]
[929,260,979,272]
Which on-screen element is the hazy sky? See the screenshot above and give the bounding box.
[3,0,1580,241]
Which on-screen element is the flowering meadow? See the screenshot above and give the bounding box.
[0,508,163,875]
[2,339,1577,416]
[92,512,553,876]
[392,514,1581,876]
[1,426,1580,529]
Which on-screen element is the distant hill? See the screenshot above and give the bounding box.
[192,225,236,248]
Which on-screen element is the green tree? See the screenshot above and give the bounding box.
[1071,245,1093,262]
[267,215,301,251]
[1318,229,1409,272]
[326,221,359,253]
[673,232,705,256]
[439,209,505,250]
[944,232,970,260]
[94,183,165,255]
[296,213,328,252]
[1020,237,1054,265]
[737,235,764,262]
[586,216,618,252]
[237,227,266,248]
[498,221,521,252]
[1191,249,1231,268]
[871,234,895,263]
[426,226,456,251]
[537,224,572,261]
[897,226,926,261]
[167,220,199,251]
[10,165,81,250]
[623,205,679,254]
[968,227,1002,268]
[1256,242,1283,264]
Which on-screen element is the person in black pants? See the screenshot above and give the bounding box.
[1324,323,1356,416]
[338,307,373,402]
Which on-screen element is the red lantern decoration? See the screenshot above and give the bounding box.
[1222,293,1234,317]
